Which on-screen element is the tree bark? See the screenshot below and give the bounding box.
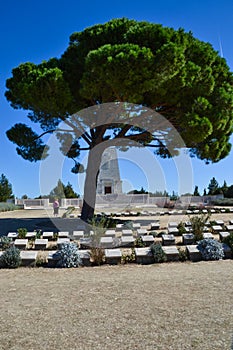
[80,145,105,222]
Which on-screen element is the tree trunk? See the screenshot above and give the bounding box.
[80,146,105,222]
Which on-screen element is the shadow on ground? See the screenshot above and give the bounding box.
[0,217,86,236]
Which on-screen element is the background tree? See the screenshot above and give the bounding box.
[225,185,233,198]
[49,179,78,200]
[193,185,200,196]
[5,18,233,222]
[0,174,14,202]
[207,177,220,195]
[21,194,28,199]
[221,180,228,196]
[64,182,79,198]
[203,188,207,196]
[49,179,65,200]
[128,187,148,194]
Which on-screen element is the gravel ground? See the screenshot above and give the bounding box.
[0,261,232,350]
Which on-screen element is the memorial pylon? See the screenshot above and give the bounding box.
[97,147,122,195]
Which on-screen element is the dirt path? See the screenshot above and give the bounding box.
[0,261,232,350]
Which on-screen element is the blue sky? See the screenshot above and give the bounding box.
[1,0,233,198]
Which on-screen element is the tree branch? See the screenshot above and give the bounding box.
[116,124,132,138]
[33,129,56,140]
[122,131,152,143]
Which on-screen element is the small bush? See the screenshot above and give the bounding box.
[189,213,211,242]
[35,251,48,267]
[35,230,42,239]
[150,243,167,263]
[223,232,233,253]
[124,221,133,230]
[150,231,158,238]
[90,247,105,266]
[134,236,145,247]
[178,248,188,262]
[55,243,82,268]
[0,236,12,250]
[0,246,21,268]
[177,222,186,235]
[0,203,19,212]
[121,248,136,264]
[62,206,75,218]
[17,227,27,239]
[89,215,116,229]
[197,239,224,261]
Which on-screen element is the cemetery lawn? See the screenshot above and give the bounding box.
[0,260,232,350]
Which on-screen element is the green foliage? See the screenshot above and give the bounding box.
[223,232,233,253]
[150,231,158,237]
[5,18,233,222]
[150,243,167,263]
[0,246,21,268]
[49,179,79,199]
[128,187,148,194]
[189,213,211,242]
[62,206,75,218]
[134,236,145,247]
[178,248,188,262]
[177,222,186,235]
[207,177,221,195]
[225,185,233,198]
[50,179,65,199]
[0,236,12,250]
[193,185,200,196]
[6,124,49,162]
[34,230,42,239]
[0,202,18,212]
[212,198,233,206]
[6,18,233,165]
[17,227,27,239]
[64,182,79,198]
[0,174,14,202]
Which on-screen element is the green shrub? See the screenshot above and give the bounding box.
[35,230,42,239]
[17,227,27,239]
[150,243,167,263]
[223,232,233,253]
[178,248,188,262]
[0,203,19,212]
[156,230,166,238]
[62,206,75,218]
[177,222,186,235]
[150,231,158,237]
[0,236,12,250]
[189,213,211,242]
[0,246,21,268]
[134,236,145,247]
[89,215,116,229]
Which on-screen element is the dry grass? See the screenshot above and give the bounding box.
[0,261,232,350]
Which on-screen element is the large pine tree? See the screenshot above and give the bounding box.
[5,18,233,221]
